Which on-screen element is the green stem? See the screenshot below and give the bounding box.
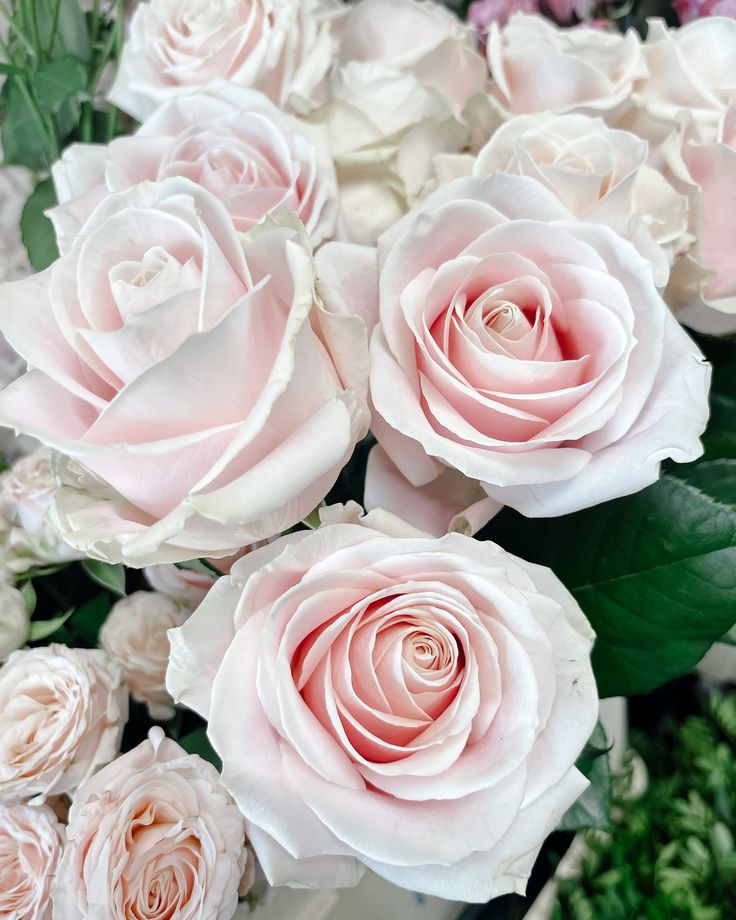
[80,101,93,143]
[25,0,42,58]
[0,2,37,60]
[46,0,63,57]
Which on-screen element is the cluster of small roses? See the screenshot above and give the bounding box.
[0,0,732,917]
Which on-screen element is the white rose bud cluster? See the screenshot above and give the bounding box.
[100,590,191,720]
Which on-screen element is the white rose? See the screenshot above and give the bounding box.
[0,644,128,799]
[108,0,343,121]
[0,578,29,660]
[0,800,64,920]
[100,590,190,719]
[470,112,689,284]
[0,448,83,573]
[145,563,218,607]
[53,727,249,920]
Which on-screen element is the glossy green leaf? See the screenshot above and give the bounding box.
[68,593,112,645]
[483,466,736,697]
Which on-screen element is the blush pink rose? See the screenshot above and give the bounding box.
[50,83,339,255]
[53,726,251,920]
[0,179,370,566]
[487,14,645,118]
[167,504,597,901]
[633,17,736,141]
[0,644,127,799]
[356,174,709,521]
[0,801,64,920]
[665,105,736,334]
[108,0,343,121]
[467,0,539,31]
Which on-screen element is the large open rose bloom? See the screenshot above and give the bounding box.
[53,726,250,919]
[0,179,369,566]
[108,0,342,120]
[0,801,64,920]
[360,174,709,521]
[167,504,598,902]
[486,14,645,117]
[50,83,339,254]
[0,644,127,799]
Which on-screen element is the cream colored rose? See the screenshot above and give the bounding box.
[0,644,127,799]
[487,14,645,118]
[0,578,29,660]
[322,0,486,245]
[100,591,190,719]
[0,800,64,920]
[470,113,689,284]
[0,448,83,574]
[108,0,343,121]
[634,18,736,143]
[53,727,249,920]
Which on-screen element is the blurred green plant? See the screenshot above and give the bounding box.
[0,0,129,269]
[552,691,736,920]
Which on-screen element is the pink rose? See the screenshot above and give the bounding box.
[0,801,64,920]
[53,726,250,919]
[167,505,597,901]
[665,105,736,334]
[471,112,689,285]
[100,590,190,719]
[544,0,596,23]
[50,83,339,254]
[487,14,645,117]
[338,0,487,114]
[675,0,736,21]
[0,179,370,566]
[467,0,539,32]
[633,18,736,141]
[0,644,127,799]
[358,174,709,521]
[108,0,343,121]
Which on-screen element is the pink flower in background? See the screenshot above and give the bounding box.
[674,0,736,22]
[357,174,709,519]
[53,727,251,919]
[468,0,539,31]
[145,563,218,607]
[100,591,190,719]
[0,179,370,566]
[665,105,736,334]
[544,0,596,23]
[167,505,598,902]
[487,14,644,117]
[0,801,64,920]
[50,82,339,254]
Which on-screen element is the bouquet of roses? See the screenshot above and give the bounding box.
[0,0,733,916]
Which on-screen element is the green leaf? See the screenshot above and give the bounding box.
[20,580,36,614]
[176,558,222,577]
[54,0,92,62]
[21,178,59,272]
[81,559,126,596]
[15,562,69,582]
[559,723,612,832]
[178,728,222,771]
[29,608,74,642]
[0,78,53,171]
[68,593,111,645]
[483,467,736,697]
[32,56,86,114]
